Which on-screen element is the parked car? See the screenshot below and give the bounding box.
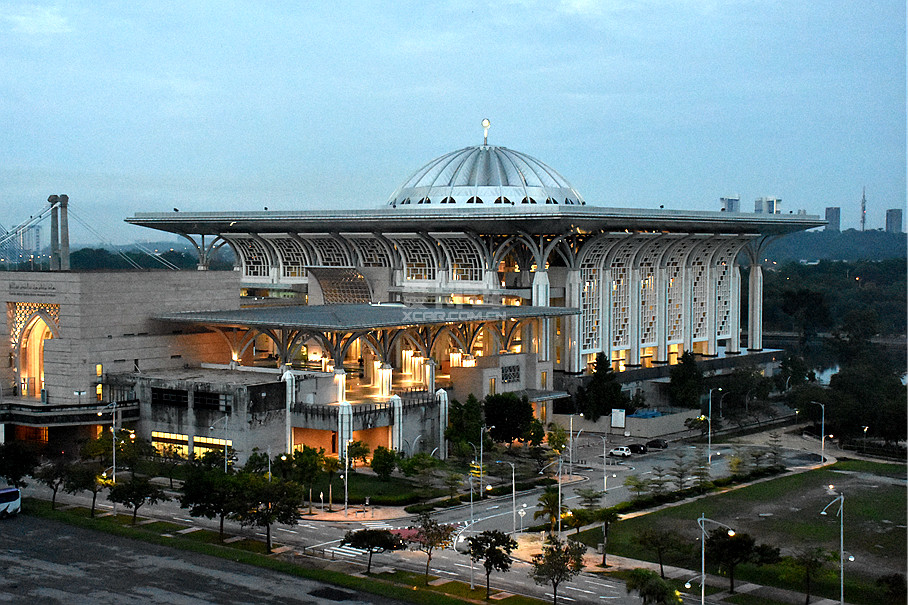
[608,446,632,458]
[628,443,648,454]
[646,438,669,450]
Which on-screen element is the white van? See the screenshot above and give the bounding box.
[0,487,21,517]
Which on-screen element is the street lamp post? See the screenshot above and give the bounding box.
[708,388,721,464]
[821,487,852,605]
[538,457,564,534]
[810,401,826,462]
[696,513,736,605]
[344,438,352,516]
[496,460,516,533]
[97,401,119,483]
[479,424,493,499]
[209,414,229,473]
[698,414,712,466]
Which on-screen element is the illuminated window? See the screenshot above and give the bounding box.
[489,378,496,396]
[96,364,103,377]
[541,371,547,390]
[95,384,102,401]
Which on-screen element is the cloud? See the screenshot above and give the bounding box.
[1,4,71,35]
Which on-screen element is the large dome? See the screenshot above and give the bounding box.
[386,145,585,208]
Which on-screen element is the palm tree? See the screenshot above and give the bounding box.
[534,487,566,534]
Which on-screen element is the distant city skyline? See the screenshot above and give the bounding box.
[1,2,904,244]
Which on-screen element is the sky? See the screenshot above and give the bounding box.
[0,1,905,245]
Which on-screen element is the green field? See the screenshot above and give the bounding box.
[575,460,906,604]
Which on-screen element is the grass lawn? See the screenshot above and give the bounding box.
[574,460,906,605]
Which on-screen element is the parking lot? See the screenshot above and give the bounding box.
[0,514,404,604]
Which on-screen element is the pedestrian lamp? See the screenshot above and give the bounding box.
[821,487,852,605]
[809,401,826,463]
[696,514,735,605]
[698,414,712,466]
[495,460,517,533]
[97,401,120,482]
[209,414,230,473]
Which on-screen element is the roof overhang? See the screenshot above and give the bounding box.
[154,303,578,332]
[127,205,824,238]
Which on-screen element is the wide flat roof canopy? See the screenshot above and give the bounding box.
[127,205,824,237]
[155,303,578,331]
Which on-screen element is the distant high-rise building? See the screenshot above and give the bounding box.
[720,196,740,212]
[17,225,41,253]
[885,208,903,233]
[824,207,841,232]
[754,197,781,214]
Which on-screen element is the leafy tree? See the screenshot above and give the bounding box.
[649,466,669,495]
[107,475,170,524]
[592,508,619,566]
[34,457,71,509]
[668,450,690,491]
[0,441,40,487]
[692,450,712,492]
[156,444,186,489]
[779,547,834,605]
[625,568,682,605]
[484,393,534,446]
[322,456,341,510]
[346,440,370,468]
[179,462,237,540]
[668,351,702,409]
[242,447,269,475]
[780,288,831,347]
[229,473,303,553]
[574,487,604,510]
[370,446,398,481]
[342,528,400,574]
[291,445,324,514]
[546,424,568,454]
[446,394,484,458]
[444,472,464,500]
[624,474,649,499]
[634,527,684,578]
[522,418,546,447]
[705,529,778,593]
[565,508,591,534]
[467,529,518,599]
[398,452,440,480]
[63,461,106,517]
[534,487,566,534]
[529,535,587,605]
[408,512,456,584]
[574,352,631,421]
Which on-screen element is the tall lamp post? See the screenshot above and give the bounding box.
[810,401,826,462]
[479,424,493,499]
[496,460,516,533]
[696,513,736,605]
[97,401,119,483]
[698,414,712,466]
[707,387,721,463]
[821,487,852,605]
[209,414,230,473]
[343,438,352,516]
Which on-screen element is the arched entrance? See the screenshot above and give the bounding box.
[19,314,56,398]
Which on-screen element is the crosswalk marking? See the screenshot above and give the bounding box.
[327,544,367,559]
[360,521,393,530]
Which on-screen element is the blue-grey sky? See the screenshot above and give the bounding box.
[1,1,904,244]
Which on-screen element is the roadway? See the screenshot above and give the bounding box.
[17,438,821,604]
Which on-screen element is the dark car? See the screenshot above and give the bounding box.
[628,443,648,454]
[646,438,669,450]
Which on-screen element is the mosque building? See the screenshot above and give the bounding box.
[0,125,823,463]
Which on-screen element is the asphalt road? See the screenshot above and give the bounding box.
[0,514,405,605]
